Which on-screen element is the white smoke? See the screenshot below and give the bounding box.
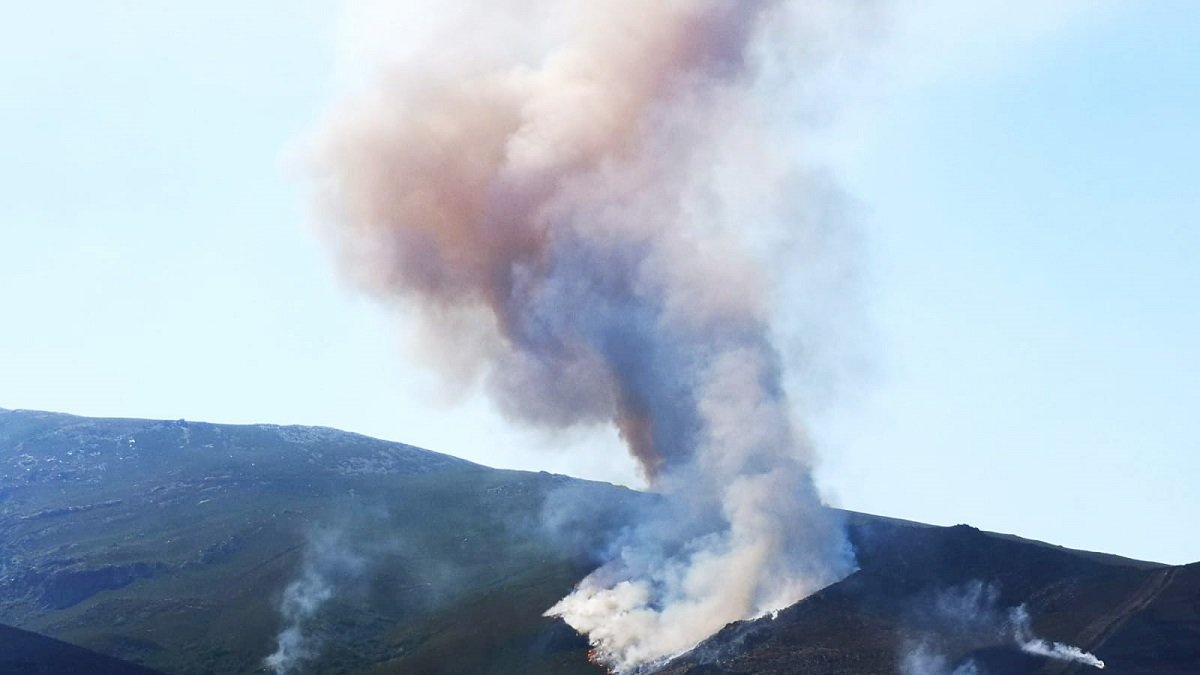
[265,528,366,674]
[312,0,876,671]
[546,468,852,671]
[900,581,1104,674]
[900,643,983,675]
[1012,605,1106,669]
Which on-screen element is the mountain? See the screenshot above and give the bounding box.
[659,518,1198,674]
[0,620,165,674]
[0,407,612,674]
[1,408,1197,674]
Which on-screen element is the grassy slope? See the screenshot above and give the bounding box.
[0,409,609,674]
[5,409,1191,675]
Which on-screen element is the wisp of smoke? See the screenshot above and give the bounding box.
[900,643,983,675]
[900,581,1104,674]
[312,0,871,670]
[265,528,366,674]
[1011,605,1106,669]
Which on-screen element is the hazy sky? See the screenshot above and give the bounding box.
[1,1,1196,565]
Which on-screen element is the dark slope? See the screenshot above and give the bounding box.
[659,519,1197,674]
[0,621,164,674]
[2,408,1195,675]
[1082,562,1200,674]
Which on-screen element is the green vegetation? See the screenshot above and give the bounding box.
[0,409,615,674]
[11,409,1188,674]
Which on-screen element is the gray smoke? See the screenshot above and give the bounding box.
[901,644,984,675]
[900,581,1104,675]
[265,527,366,674]
[312,0,876,670]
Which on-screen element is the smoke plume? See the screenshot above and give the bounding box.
[265,528,366,674]
[1011,605,1106,669]
[312,0,872,670]
[900,581,1104,674]
[900,644,983,675]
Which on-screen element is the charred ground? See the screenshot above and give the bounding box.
[659,518,1196,674]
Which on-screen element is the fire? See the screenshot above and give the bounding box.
[587,646,612,673]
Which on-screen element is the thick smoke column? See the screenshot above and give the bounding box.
[313,0,865,670]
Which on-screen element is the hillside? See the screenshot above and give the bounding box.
[0,620,165,674]
[0,408,613,674]
[659,520,1198,674]
[1,408,1196,674]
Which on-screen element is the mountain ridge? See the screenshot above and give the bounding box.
[1,408,1195,674]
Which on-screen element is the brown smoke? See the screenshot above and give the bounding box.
[312,0,870,669]
[316,0,788,480]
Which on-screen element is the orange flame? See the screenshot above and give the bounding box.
[586,646,613,673]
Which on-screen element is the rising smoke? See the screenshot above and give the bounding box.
[1011,605,1106,669]
[899,581,1105,674]
[265,527,366,674]
[312,0,873,670]
[900,644,984,675]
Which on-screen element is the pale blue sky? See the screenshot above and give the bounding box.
[1,1,1196,564]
